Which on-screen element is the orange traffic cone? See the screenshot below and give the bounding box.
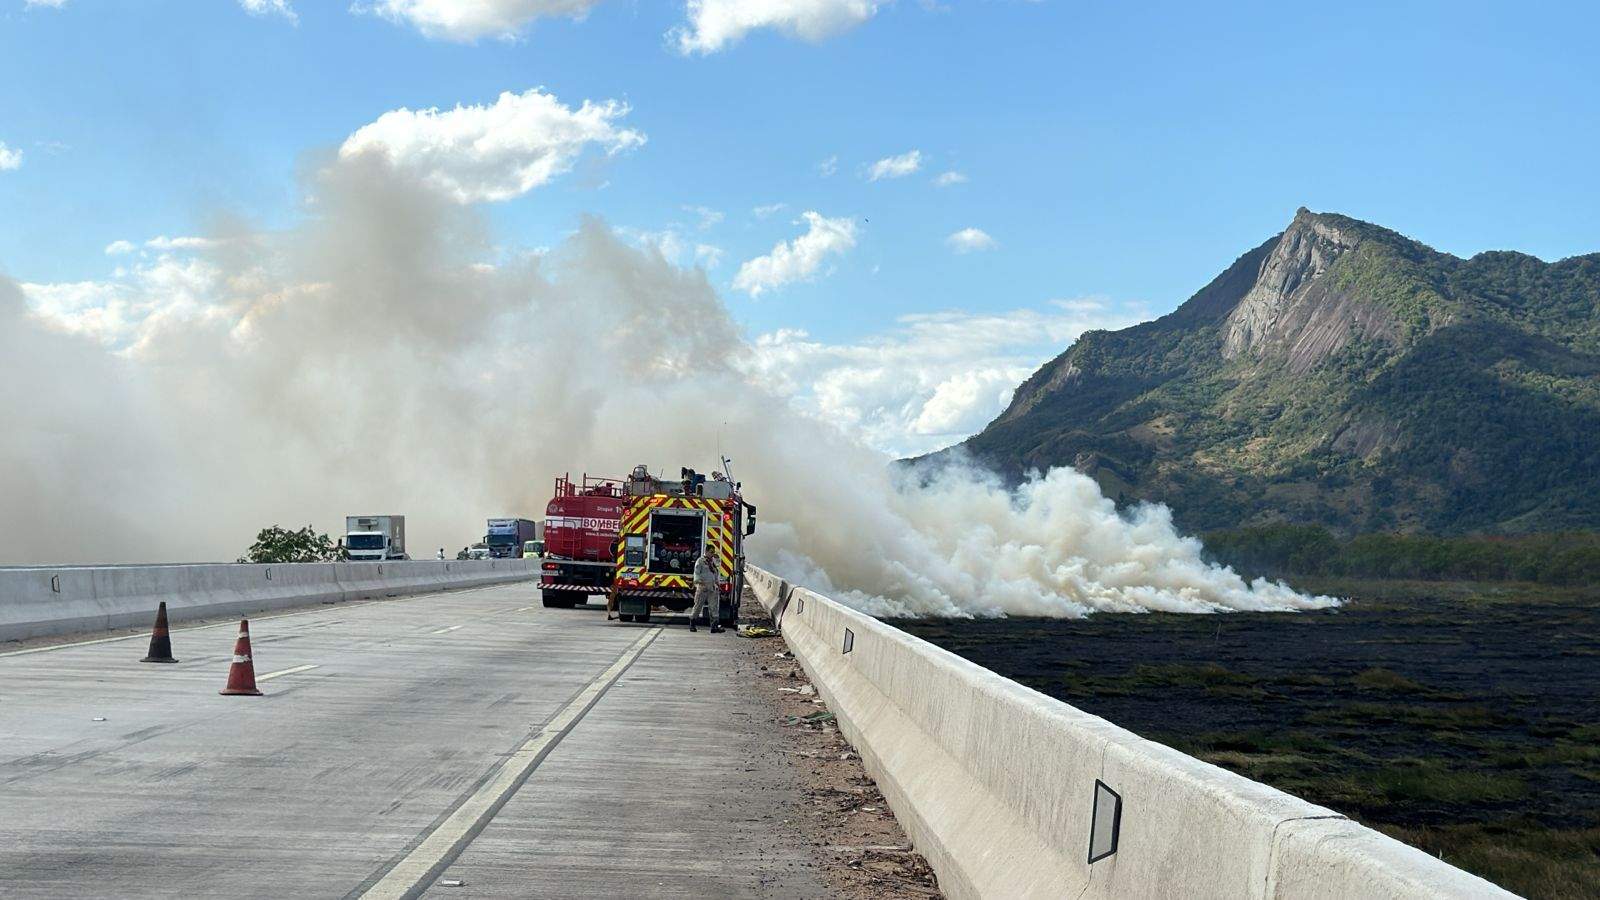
[140,601,178,663]
[219,619,263,696]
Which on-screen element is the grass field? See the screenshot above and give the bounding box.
[893,579,1600,898]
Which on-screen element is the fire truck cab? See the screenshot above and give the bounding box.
[612,464,755,625]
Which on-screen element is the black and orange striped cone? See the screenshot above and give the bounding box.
[219,619,263,696]
[140,601,178,663]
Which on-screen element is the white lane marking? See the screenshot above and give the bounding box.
[359,627,662,900]
[0,581,534,658]
[0,631,154,657]
[514,606,534,612]
[257,664,319,682]
[430,625,463,635]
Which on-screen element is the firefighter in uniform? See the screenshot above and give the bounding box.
[690,546,722,633]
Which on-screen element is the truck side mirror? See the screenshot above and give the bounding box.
[744,502,757,536]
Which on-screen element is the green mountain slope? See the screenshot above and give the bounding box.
[948,208,1600,534]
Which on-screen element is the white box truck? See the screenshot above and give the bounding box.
[346,515,407,561]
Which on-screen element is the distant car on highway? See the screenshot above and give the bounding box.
[523,540,545,558]
[467,546,491,560]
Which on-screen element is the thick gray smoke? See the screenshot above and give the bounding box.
[0,152,1335,617]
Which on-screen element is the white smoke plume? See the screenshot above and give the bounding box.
[1,148,1335,617]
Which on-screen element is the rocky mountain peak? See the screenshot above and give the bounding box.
[946,210,1600,535]
[1222,209,1362,362]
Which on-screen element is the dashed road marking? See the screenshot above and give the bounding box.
[257,664,319,682]
[430,625,463,635]
[514,606,535,612]
[358,626,662,900]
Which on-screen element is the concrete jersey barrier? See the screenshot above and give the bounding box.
[745,566,1514,900]
[0,559,540,643]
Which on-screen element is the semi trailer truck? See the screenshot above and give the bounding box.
[345,515,407,561]
[485,517,538,559]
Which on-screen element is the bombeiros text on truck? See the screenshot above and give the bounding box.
[611,461,756,625]
[539,474,624,608]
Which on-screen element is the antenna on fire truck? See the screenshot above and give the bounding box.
[720,454,736,485]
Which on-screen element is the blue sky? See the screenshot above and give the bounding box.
[3,0,1599,454]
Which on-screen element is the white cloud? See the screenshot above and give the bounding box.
[733,211,857,297]
[358,0,601,42]
[673,0,881,54]
[24,0,67,8]
[682,204,724,230]
[239,0,297,23]
[146,235,223,252]
[866,149,922,181]
[0,142,23,171]
[753,202,788,219]
[933,170,967,187]
[816,155,838,178]
[748,299,1145,455]
[338,89,644,204]
[946,227,996,253]
[619,228,724,271]
[104,240,136,256]
[22,255,230,350]
[695,244,726,269]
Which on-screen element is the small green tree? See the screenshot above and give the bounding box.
[239,524,343,564]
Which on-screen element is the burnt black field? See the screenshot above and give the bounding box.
[893,579,1600,898]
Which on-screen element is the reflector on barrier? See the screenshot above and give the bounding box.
[1089,779,1121,863]
[842,627,854,654]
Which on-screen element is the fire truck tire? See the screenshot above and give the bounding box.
[541,590,574,609]
[635,611,651,623]
[618,614,635,623]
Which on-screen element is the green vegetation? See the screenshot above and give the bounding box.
[1379,823,1600,900]
[1202,526,1600,586]
[940,209,1600,536]
[237,524,343,563]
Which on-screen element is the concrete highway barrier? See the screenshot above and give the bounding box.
[745,565,1514,899]
[0,559,539,643]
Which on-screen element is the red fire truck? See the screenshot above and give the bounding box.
[611,464,755,625]
[540,474,624,608]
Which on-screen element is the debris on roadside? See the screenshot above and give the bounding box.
[735,602,942,899]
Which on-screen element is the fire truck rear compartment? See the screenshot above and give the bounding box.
[647,510,704,575]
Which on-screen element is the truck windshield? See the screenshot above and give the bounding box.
[486,535,515,546]
[346,534,386,550]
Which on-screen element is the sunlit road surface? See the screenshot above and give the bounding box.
[0,583,823,898]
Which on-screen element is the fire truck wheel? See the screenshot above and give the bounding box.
[618,614,635,623]
[541,590,574,609]
[635,611,651,623]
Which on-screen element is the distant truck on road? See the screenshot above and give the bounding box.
[345,515,407,561]
[485,518,538,559]
[540,474,623,608]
